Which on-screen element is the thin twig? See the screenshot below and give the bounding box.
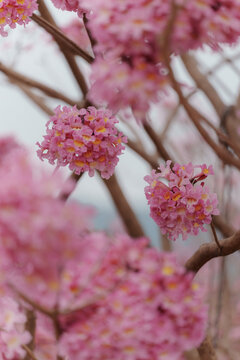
[181,53,225,116]
[102,173,145,238]
[213,215,235,238]
[15,83,54,116]
[163,58,240,171]
[0,62,78,107]
[10,284,54,318]
[23,309,36,359]
[37,0,89,96]
[144,123,171,161]
[22,346,39,360]
[59,172,83,201]
[210,222,222,251]
[31,13,94,64]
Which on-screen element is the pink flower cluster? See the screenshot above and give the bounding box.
[0,139,207,358]
[89,55,168,120]
[144,161,219,241]
[59,235,207,360]
[0,0,38,36]
[77,0,240,119]
[0,296,31,359]
[0,140,93,308]
[37,106,127,179]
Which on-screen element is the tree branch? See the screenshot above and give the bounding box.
[0,62,77,107]
[37,0,89,96]
[22,346,39,360]
[181,53,225,117]
[31,13,94,64]
[102,173,145,238]
[185,230,240,273]
[197,335,217,360]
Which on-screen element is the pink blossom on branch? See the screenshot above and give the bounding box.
[59,235,207,360]
[0,140,207,357]
[37,105,127,179]
[144,161,219,241]
[83,0,240,119]
[0,0,38,36]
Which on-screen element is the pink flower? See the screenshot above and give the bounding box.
[0,140,94,308]
[59,234,207,360]
[0,0,38,36]
[37,105,127,179]
[144,161,219,240]
[89,54,168,121]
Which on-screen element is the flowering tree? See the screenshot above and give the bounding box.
[0,0,240,359]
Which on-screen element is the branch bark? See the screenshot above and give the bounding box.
[185,230,240,273]
[197,335,217,360]
[103,173,145,238]
[31,13,94,64]
[37,0,89,96]
[0,62,77,107]
[181,53,225,117]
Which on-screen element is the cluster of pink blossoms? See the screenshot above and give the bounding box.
[0,0,38,36]
[0,137,207,358]
[0,140,93,308]
[144,161,219,241]
[0,297,31,359]
[48,0,240,119]
[59,235,207,360]
[37,106,127,179]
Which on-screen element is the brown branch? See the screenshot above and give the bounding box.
[190,105,240,158]
[158,0,180,57]
[31,13,94,64]
[197,335,217,360]
[161,234,172,251]
[127,138,159,169]
[181,53,225,117]
[213,215,235,238]
[185,230,240,273]
[59,172,83,201]
[164,59,240,170]
[102,173,145,238]
[37,0,89,97]
[83,13,96,49]
[15,83,54,116]
[210,222,221,250]
[22,346,39,360]
[213,256,226,347]
[184,350,200,360]
[10,285,54,318]
[23,310,36,359]
[0,62,77,107]
[144,123,172,161]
